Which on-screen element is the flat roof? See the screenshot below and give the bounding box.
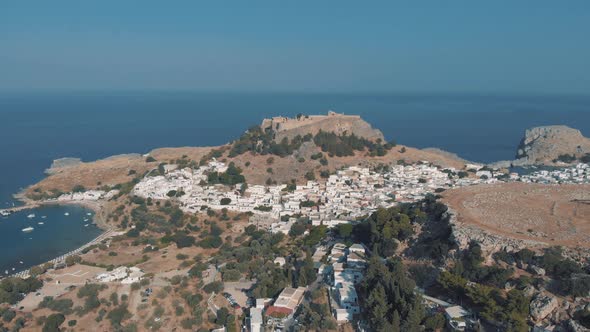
[445,305,469,318]
[274,287,306,311]
[250,308,263,324]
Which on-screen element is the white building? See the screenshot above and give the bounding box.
[250,307,263,332]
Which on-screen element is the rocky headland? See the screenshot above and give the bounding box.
[492,125,590,168]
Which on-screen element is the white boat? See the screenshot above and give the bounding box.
[22,227,34,232]
[38,222,44,225]
[83,218,88,222]
[41,216,47,219]
[87,212,92,216]
[27,214,35,218]
[84,224,89,227]
[64,212,70,216]
[19,261,23,264]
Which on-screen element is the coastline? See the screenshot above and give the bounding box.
[1,194,114,279]
[13,191,111,231]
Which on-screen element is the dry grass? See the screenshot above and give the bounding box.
[443,182,590,248]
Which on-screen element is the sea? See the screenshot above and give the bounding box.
[1,91,589,274]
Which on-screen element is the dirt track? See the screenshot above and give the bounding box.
[443,182,590,249]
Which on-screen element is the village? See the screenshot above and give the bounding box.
[132,159,590,236]
[128,160,590,331]
[133,160,480,233]
[5,159,590,331]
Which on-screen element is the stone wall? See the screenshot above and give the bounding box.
[260,111,384,142]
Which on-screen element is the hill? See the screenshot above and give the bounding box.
[260,111,385,142]
[513,125,590,166]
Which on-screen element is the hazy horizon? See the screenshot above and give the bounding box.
[1,1,589,95]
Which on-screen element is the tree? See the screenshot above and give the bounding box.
[336,223,353,239]
[289,221,306,237]
[72,185,86,193]
[216,307,229,325]
[65,255,81,266]
[30,265,44,277]
[107,305,130,327]
[42,313,65,332]
[359,257,423,332]
[423,313,445,331]
[203,281,223,294]
[220,198,231,205]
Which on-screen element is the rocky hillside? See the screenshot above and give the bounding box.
[514,125,590,166]
[261,111,385,142]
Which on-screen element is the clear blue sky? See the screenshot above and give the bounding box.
[1,1,589,94]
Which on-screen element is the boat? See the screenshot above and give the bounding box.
[64,212,70,216]
[84,224,89,227]
[22,227,34,232]
[38,222,44,225]
[83,218,89,222]
[19,261,23,264]
[41,216,47,219]
[27,214,35,218]
[87,212,92,216]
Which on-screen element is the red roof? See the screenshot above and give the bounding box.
[265,306,293,317]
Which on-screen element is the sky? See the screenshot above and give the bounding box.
[1,1,589,94]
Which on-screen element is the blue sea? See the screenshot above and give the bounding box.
[1,92,589,274]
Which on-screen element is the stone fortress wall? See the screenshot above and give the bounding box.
[260,111,384,142]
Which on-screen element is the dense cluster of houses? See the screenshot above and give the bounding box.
[133,160,491,233]
[519,163,590,184]
[323,242,367,323]
[56,189,119,201]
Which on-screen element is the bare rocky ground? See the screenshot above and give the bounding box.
[443,182,590,259]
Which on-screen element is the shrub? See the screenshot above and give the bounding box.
[65,255,81,266]
[203,281,223,294]
[107,305,130,327]
[72,185,86,193]
[42,313,65,332]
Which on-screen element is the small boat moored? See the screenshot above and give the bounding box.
[22,227,34,232]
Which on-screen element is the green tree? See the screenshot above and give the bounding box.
[336,223,353,238]
[42,313,65,332]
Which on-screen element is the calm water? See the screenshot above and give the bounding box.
[0,92,589,273]
[0,206,101,274]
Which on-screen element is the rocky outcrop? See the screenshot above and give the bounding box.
[261,111,385,142]
[447,207,590,261]
[46,157,82,174]
[566,319,590,332]
[514,125,590,166]
[447,208,545,254]
[530,293,559,322]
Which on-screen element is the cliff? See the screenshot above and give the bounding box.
[260,111,385,142]
[514,125,590,166]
